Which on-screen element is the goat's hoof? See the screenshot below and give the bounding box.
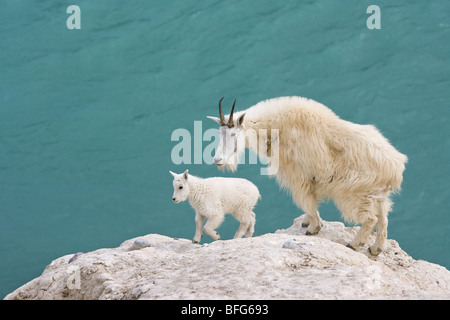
[301,222,309,228]
[305,225,321,235]
[346,243,356,251]
[192,240,199,244]
[369,246,383,256]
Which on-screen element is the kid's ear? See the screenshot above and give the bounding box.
[169,171,177,178]
[183,169,189,180]
[207,116,222,125]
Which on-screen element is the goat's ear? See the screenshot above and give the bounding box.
[207,116,222,125]
[169,171,177,178]
[183,169,189,180]
[237,113,246,126]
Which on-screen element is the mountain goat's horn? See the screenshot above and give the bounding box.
[228,99,236,128]
[218,97,225,126]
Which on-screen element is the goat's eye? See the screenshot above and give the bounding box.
[179,186,183,190]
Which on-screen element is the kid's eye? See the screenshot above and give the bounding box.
[179,186,183,190]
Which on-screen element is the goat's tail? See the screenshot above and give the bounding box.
[390,152,408,194]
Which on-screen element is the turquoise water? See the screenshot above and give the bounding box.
[1,0,449,298]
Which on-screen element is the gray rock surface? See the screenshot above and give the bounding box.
[4,215,450,299]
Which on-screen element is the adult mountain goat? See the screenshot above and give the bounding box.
[207,96,407,255]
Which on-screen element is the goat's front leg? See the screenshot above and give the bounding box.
[192,212,205,243]
[295,191,322,235]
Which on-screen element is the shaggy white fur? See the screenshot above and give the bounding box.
[208,96,408,255]
[170,170,260,243]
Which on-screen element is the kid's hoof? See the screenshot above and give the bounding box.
[301,222,309,228]
[346,243,356,251]
[192,240,199,244]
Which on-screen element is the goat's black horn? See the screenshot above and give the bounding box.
[228,99,236,128]
[218,97,225,126]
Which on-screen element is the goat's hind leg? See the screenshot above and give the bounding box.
[203,215,223,241]
[368,215,387,255]
[233,210,254,239]
[346,215,377,251]
[234,221,250,239]
[369,197,392,255]
[346,195,378,252]
[243,211,256,238]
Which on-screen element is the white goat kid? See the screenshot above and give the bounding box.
[170,170,260,243]
[207,96,408,255]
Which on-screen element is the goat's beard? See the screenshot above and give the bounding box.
[216,154,238,172]
[219,161,238,173]
[217,149,243,172]
[215,136,245,173]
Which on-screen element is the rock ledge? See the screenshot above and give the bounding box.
[5,215,450,299]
